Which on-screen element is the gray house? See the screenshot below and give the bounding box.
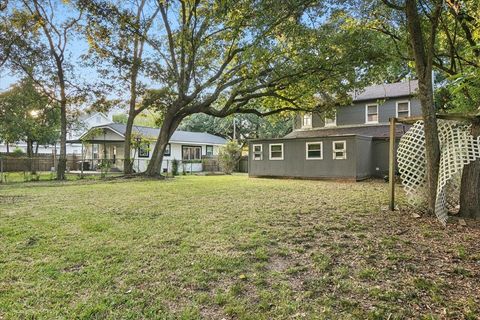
[248,80,420,180]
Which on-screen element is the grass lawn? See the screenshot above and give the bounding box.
[0,175,479,319]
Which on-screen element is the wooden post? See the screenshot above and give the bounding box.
[389,117,396,211]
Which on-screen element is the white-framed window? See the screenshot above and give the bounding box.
[365,104,379,123]
[269,143,284,160]
[324,112,336,127]
[252,144,263,160]
[396,101,410,118]
[332,141,347,160]
[302,113,312,128]
[306,142,323,160]
[182,145,202,160]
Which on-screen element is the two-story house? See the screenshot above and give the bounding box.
[248,80,420,180]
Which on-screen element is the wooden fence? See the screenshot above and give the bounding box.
[0,153,82,172]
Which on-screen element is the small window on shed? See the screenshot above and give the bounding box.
[332,141,347,160]
[306,142,323,160]
[252,144,263,160]
[396,101,410,118]
[269,143,284,160]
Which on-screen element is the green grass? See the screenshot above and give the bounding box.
[0,175,479,319]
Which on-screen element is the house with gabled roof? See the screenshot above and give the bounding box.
[76,123,227,173]
[248,80,420,180]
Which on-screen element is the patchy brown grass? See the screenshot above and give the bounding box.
[0,175,479,319]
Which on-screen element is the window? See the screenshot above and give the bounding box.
[182,145,202,160]
[332,141,347,160]
[92,144,99,159]
[164,143,171,156]
[324,112,336,127]
[302,113,312,128]
[206,145,214,157]
[306,142,323,160]
[138,142,150,158]
[366,104,379,123]
[269,143,284,160]
[396,101,410,118]
[252,144,263,160]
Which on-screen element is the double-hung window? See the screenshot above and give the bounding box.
[333,141,347,160]
[252,144,263,160]
[306,142,323,160]
[366,104,379,123]
[205,145,214,157]
[269,143,284,160]
[396,101,410,118]
[302,113,312,128]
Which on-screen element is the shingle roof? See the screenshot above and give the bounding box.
[283,124,410,139]
[98,123,227,145]
[352,80,418,101]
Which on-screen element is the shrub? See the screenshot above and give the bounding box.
[12,148,25,157]
[218,140,242,174]
[171,159,179,176]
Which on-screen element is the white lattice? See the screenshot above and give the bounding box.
[397,120,480,225]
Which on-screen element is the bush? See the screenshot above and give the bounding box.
[171,159,179,176]
[12,148,25,157]
[218,140,242,174]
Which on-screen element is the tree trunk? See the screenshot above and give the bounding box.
[6,142,9,154]
[459,120,480,219]
[56,98,67,180]
[123,92,137,174]
[144,113,182,176]
[405,0,441,214]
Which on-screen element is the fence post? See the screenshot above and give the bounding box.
[389,117,396,211]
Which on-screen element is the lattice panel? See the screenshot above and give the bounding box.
[397,120,480,225]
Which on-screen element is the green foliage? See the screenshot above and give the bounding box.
[11,148,25,157]
[218,140,242,174]
[179,113,293,141]
[0,79,60,155]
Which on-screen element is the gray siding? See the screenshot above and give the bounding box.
[294,97,421,130]
[371,139,401,178]
[249,136,379,180]
[355,137,373,180]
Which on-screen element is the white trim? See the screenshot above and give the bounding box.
[78,125,125,140]
[302,113,313,129]
[324,112,337,127]
[332,140,347,160]
[305,142,323,160]
[396,100,411,118]
[252,144,263,160]
[269,143,284,160]
[365,103,379,124]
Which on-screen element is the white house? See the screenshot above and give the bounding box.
[0,112,112,155]
[77,123,227,173]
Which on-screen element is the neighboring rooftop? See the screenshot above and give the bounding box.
[88,123,227,145]
[283,124,410,139]
[352,79,418,101]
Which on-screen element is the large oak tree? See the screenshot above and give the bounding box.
[127,0,397,176]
